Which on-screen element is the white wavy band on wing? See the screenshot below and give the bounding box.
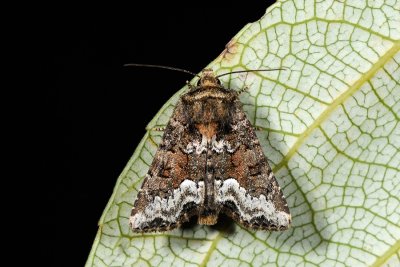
[216,178,290,227]
[130,180,204,229]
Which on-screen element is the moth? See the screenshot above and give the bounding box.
[128,65,291,232]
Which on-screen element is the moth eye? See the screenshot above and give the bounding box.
[216,79,222,85]
[197,79,202,86]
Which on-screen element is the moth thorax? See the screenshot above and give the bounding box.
[190,98,232,125]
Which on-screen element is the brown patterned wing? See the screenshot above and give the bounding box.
[213,99,291,230]
[129,101,205,232]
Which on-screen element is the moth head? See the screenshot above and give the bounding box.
[196,69,222,87]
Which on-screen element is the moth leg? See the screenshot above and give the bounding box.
[186,80,195,90]
[150,126,166,131]
[237,86,249,95]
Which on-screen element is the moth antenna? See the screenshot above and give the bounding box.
[216,68,287,78]
[124,63,201,78]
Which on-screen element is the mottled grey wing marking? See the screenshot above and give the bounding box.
[214,99,291,230]
[129,101,204,232]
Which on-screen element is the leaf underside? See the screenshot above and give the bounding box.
[86,1,400,266]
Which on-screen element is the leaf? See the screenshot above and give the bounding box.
[86,1,400,266]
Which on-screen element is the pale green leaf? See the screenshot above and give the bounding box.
[86,1,400,266]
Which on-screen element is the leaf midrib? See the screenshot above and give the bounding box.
[371,239,400,267]
[273,41,400,174]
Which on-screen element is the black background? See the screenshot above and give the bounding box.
[39,2,275,266]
